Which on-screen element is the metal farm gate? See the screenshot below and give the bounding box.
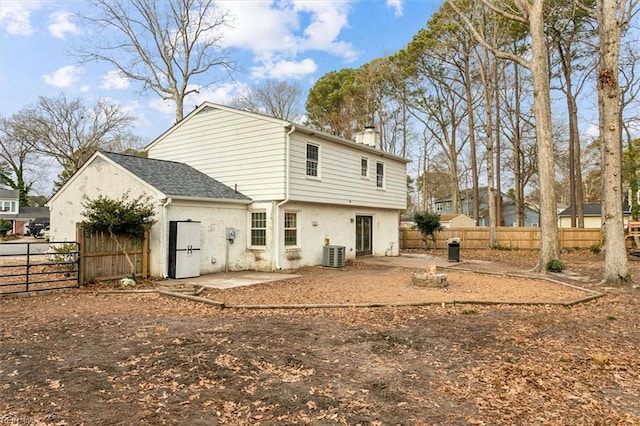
[0,241,80,295]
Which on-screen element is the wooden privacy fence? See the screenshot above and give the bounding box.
[399,227,603,250]
[76,226,150,284]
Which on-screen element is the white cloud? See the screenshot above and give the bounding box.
[217,0,358,78]
[386,0,403,17]
[148,82,243,116]
[251,58,317,80]
[293,1,358,60]
[43,65,82,88]
[47,11,80,39]
[581,123,600,140]
[148,98,175,116]
[100,70,130,90]
[0,1,42,36]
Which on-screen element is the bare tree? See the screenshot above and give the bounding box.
[77,0,235,121]
[231,79,304,122]
[14,94,133,188]
[448,0,561,271]
[0,117,42,205]
[596,0,638,285]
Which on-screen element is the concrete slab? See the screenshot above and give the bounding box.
[160,272,302,290]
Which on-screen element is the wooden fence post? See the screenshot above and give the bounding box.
[142,230,150,278]
[76,225,86,286]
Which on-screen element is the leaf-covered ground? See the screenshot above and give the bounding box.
[1,249,639,425]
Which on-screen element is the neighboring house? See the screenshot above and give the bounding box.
[434,188,540,227]
[439,213,476,228]
[48,151,252,277]
[0,189,48,235]
[401,213,475,229]
[0,189,19,233]
[51,103,409,277]
[557,203,632,228]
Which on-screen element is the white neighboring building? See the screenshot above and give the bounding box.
[50,103,409,277]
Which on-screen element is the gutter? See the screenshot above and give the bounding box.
[275,126,295,270]
[160,197,172,278]
[164,195,251,205]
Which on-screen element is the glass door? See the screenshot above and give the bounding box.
[355,215,372,256]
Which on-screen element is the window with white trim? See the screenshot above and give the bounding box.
[0,201,15,213]
[376,162,384,188]
[250,211,267,246]
[361,157,369,178]
[306,143,319,177]
[284,212,298,246]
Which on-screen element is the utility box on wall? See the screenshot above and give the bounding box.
[168,221,201,279]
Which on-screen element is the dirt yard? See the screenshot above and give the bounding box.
[1,249,639,425]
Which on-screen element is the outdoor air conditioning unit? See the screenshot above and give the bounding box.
[322,245,346,268]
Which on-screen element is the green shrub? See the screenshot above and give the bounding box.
[589,243,602,254]
[413,211,442,249]
[546,258,565,273]
[52,243,79,267]
[0,219,12,238]
[491,243,515,251]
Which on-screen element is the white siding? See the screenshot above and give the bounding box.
[148,107,286,200]
[288,134,407,209]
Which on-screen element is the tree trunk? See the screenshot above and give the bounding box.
[527,1,560,271]
[464,52,480,225]
[482,48,497,247]
[513,60,525,227]
[597,0,631,285]
[494,60,503,226]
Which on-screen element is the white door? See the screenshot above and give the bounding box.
[175,222,201,278]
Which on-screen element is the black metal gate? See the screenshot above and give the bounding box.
[0,241,80,295]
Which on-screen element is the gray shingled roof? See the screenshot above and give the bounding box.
[0,189,19,198]
[100,151,251,202]
[558,203,602,216]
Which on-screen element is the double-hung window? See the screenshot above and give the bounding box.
[250,211,267,246]
[361,158,369,178]
[376,162,384,188]
[306,143,319,177]
[284,212,298,246]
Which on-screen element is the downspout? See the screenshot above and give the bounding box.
[275,126,295,269]
[160,197,172,278]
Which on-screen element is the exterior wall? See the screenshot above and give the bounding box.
[147,106,408,211]
[288,133,407,209]
[272,201,401,270]
[163,200,255,276]
[147,107,287,201]
[48,157,163,246]
[48,156,255,277]
[443,215,476,228]
[559,216,603,229]
[0,190,19,218]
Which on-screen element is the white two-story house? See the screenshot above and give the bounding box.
[49,102,409,277]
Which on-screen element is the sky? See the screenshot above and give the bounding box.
[0,0,442,144]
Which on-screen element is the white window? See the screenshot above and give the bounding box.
[436,203,443,212]
[376,162,384,188]
[361,157,369,178]
[284,212,298,246]
[0,201,13,212]
[250,211,267,246]
[306,143,319,177]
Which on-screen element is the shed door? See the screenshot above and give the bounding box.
[355,215,372,256]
